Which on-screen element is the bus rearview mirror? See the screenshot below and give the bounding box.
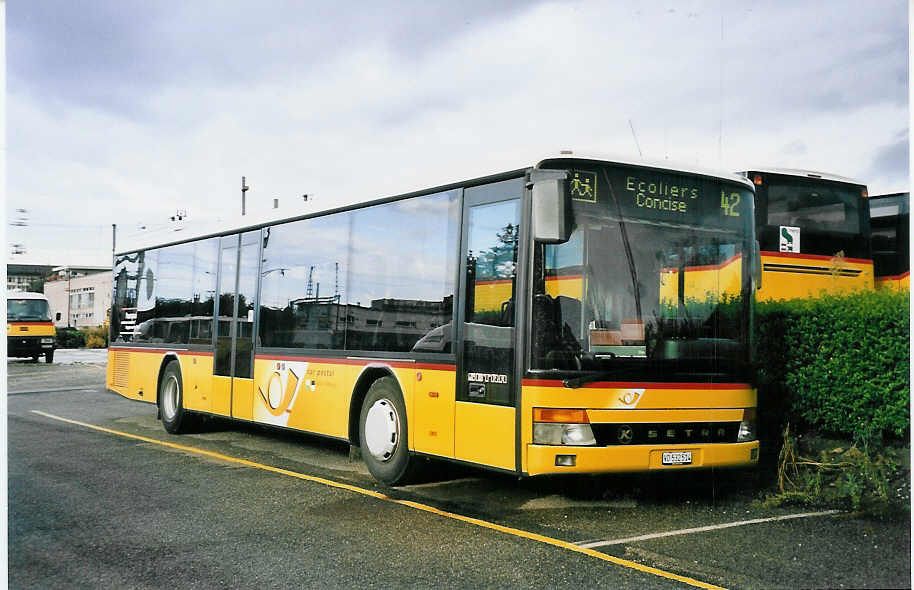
[531,172,571,244]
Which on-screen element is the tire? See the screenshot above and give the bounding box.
[45,350,54,363]
[359,376,415,486]
[159,361,192,434]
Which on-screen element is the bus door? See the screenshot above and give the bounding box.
[454,178,524,471]
[212,230,261,419]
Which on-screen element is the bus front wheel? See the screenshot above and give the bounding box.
[359,377,415,486]
[159,361,192,434]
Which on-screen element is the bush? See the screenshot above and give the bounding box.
[756,289,909,440]
[55,327,85,349]
[84,325,108,348]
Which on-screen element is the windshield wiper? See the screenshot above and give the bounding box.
[562,366,636,389]
[602,168,642,322]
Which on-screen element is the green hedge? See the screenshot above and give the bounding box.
[55,327,86,349]
[755,290,910,439]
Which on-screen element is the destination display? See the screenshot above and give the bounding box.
[565,164,752,228]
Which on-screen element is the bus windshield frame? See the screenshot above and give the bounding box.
[528,161,755,384]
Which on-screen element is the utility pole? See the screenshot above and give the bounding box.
[241,176,250,216]
[112,224,116,255]
[66,267,71,328]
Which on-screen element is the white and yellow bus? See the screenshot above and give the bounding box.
[741,168,873,301]
[108,154,760,485]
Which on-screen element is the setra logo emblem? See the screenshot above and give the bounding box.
[617,425,634,445]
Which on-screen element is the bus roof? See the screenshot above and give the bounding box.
[116,153,752,256]
[538,151,755,190]
[740,167,866,187]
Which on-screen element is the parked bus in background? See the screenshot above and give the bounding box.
[869,192,909,291]
[741,169,873,301]
[108,154,760,485]
[7,292,56,363]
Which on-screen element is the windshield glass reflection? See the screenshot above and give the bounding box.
[531,164,753,379]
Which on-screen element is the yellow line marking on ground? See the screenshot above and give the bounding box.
[31,410,726,590]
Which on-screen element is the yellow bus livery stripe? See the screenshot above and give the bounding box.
[7,321,56,336]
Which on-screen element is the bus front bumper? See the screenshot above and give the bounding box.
[526,441,759,476]
[7,336,55,358]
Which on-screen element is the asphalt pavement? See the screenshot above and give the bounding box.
[7,354,912,589]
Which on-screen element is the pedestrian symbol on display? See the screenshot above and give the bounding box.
[779,226,800,253]
[570,170,597,202]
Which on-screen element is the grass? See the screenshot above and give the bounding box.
[759,423,910,518]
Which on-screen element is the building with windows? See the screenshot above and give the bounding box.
[7,264,55,292]
[44,266,112,328]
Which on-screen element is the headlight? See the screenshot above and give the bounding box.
[532,410,597,446]
[737,408,757,442]
[40,337,55,344]
[562,423,597,445]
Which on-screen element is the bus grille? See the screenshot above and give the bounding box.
[111,351,129,388]
[590,422,741,446]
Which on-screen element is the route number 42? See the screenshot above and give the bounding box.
[720,191,741,217]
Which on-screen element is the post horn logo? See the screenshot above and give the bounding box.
[259,368,300,417]
[619,391,641,406]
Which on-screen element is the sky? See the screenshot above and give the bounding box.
[5,0,909,267]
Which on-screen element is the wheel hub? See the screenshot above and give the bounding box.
[364,399,399,461]
[162,375,179,421]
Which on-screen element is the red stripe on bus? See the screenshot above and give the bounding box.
[475,278,513,286]
[7,321,54,326]
[545,274,584,281]
[761,251,873,265]
[876,271,910,281]
[108,347,213,357]
[523,379,751,390]
[255,354,456,372]
[661,254,743,274]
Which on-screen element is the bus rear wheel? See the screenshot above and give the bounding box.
[159,361,192,434]
[359,377,415,486]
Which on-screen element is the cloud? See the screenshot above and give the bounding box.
[866,129,910,192]
[6,0,909,266]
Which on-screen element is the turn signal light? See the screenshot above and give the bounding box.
[533,408,589,423]
[753,174,763,185]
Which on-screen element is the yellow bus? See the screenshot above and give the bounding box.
[741,169,873,301]
[108,154,760,485]
[7,292,56,363]
[869,192,909,291]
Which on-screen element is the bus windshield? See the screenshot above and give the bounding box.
[766,178,862,233]
[531,161,753,380]
[8,298,52,322]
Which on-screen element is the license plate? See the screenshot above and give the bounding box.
[662,451,692,465]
